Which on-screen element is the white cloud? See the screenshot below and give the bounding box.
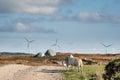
[0,21,57,33]
[15,22,57,33]
[78,12,103,22]
[75,12,120,23]
[112,16,120,23]
[46,12,120,24]
[0,0,74,15]
[16,22,29,32]
[24,7,57,15]
[52,16,65,21]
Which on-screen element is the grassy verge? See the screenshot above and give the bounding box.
[62,65,105,80]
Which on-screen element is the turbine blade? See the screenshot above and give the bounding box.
[107,44,112,47]
[30,40,34,43]
[24,37,29,42]
[101,43,107,47]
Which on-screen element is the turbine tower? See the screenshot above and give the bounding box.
[24,37,34,52]
[101,43,112,54]
[51,39,60,51]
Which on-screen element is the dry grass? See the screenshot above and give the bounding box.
[0,53,119,66]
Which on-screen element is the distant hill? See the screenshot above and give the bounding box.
[0,52,32,55]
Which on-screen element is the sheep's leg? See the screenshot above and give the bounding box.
[80,66,83,73]
[65,65,69,71]
[63,65,67,71]
[78,66,80,72]
[63,63,67,71]
[78,66,83,73]
[72,66,75,70]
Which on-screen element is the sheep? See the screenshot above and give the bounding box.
[63,54,83,72]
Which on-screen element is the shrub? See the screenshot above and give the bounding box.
[111,72,120,80]
[104,58,120,80]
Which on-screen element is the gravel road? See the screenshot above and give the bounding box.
[0,64,64,80]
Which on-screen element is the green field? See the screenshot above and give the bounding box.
[62,65,105,80]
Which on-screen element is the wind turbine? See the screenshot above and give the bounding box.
[51,39,60,51]
[101,43,112,54]
[24,37,34,52]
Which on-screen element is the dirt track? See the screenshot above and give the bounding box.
[0,64,63,80]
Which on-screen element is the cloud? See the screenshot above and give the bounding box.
[0,0,74,15]
[16,22,29,32]
[0,22,57,34]
[74,12,120,24]
[16,22,57,33]
[50,12,120,24]
[51,16,66,21]
[77,12,105,22]
[11,14,48,24]
[18,12,120,24]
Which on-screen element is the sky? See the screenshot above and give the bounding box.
[0,0,120,54]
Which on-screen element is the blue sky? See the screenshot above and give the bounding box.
[0,0,120,54]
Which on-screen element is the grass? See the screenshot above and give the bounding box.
[0,64,4,67]
[62,65,105,80]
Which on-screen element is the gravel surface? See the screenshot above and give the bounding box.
[0,64,64,80]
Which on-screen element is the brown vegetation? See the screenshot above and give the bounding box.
[0,53,119,66]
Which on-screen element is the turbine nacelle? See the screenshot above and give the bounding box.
[24,37,34,43]
[24,37,34,52]
[101,43,112,54]
[101,43,112,48]
[51,39,61,51]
